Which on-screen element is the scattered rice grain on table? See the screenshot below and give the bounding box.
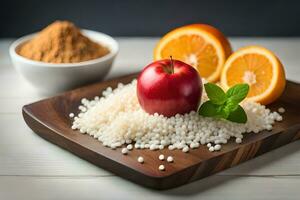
[71,79,282,151]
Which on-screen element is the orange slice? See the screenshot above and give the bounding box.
[154,24,232,82]
[220,46,286,105]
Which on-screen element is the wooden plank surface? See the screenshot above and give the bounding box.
[0,38,300,197]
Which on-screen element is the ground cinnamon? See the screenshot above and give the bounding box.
[18,21,110,63]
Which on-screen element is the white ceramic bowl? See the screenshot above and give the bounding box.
[9,30,118,94]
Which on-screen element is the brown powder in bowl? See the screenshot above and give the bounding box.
[17,21,110,63]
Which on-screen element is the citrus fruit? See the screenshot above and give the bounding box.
[154,24,232,82]
[220,46,286,105]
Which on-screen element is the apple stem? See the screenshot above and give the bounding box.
[170,56,174,74]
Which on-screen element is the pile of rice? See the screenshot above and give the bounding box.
[71,80,283,152]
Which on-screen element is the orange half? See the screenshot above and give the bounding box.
[154,24,232,82]
[220,46,286,105]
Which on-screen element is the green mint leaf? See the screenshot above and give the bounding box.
[198,101,228,119]
[204,83,227,105]
[217,104,230,119]
[223,101,238,116]
[198,83,249,124]
[227,105,247,123]
[198,101,219,117]
[224,99,239,111]
[226,84,249,104]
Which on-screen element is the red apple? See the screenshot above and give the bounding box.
[137,58,202,117]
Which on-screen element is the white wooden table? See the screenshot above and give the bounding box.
[0,38,300,200]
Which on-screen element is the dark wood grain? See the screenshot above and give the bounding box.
[22,74,300,190]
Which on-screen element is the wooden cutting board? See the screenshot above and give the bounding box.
[22,73,300,190]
